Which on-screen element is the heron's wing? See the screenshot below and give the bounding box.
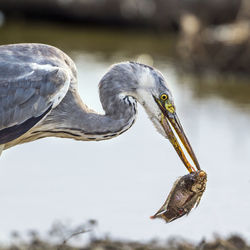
[0,58,71,144]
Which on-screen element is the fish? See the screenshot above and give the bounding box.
[150,170,207,223]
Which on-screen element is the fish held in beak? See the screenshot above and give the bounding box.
[150,170,207,223]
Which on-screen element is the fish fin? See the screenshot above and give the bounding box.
[195,196,202,208]
[152,206,167,218]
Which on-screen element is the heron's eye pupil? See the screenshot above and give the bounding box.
[160,94,168,101]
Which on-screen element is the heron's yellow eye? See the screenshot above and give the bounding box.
[160,94,168,101]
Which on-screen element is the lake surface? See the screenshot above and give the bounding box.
[1,20,250,244]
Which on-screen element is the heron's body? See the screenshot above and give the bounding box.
[0,44,75,150]
[0,43,200,173]
[0,43,139,151]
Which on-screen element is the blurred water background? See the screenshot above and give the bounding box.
[1,1,250,246]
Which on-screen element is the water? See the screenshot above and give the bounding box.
[1,20,250,244]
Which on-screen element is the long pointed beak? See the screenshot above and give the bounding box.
[154,96,200,173]
[153,95,200,172]
[161,112,200,173]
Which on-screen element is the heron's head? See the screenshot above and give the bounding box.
[129,62,200,173]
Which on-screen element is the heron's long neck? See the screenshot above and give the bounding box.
[58,90,137,140]
[38,66,138,141]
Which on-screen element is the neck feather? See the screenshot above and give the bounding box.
[36,63,139,141]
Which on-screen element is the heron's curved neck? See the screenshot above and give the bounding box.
[64,90,137,141]
[39,64,139,141]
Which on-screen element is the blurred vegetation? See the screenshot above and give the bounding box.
[0,0,250,75]
[0,221,249,250]
[0,0,241,31]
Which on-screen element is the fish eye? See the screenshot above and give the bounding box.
[160,94,168,101]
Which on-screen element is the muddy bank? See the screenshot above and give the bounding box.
[1,234,249,250]
[1,221,248,250]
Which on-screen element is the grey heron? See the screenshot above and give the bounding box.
[0,43,200,173]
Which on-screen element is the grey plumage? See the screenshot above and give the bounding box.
[0,43,200,173]
[0,44,74,130]
[0,43,150,149]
